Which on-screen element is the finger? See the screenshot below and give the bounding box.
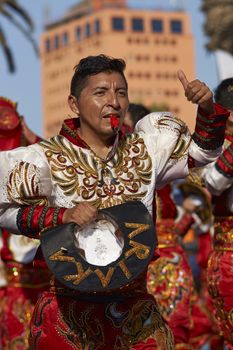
[177,70,189,91]
[191,86,211,104]
[197,96,211,105]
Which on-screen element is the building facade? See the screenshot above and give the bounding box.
[41,0,196,137]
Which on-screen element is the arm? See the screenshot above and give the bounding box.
[147,72,229,187]
[203,141,233,196]
[0,145,53,237]
[177,70,229,167]
[14,202,97,238]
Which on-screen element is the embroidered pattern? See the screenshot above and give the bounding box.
[7,161,48,205]
[40,134,152,209]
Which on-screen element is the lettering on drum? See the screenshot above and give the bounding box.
[49,222,151,288]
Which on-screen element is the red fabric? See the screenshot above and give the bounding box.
[174,214,195,237]
[0,123,22,149]
[1,284,49,349]
[216,141,233,176]
[156,184,177,220]
[191,295,223,350]
[207,249,233,347]
[0,96,17,109]
[147,244,193,347]
[59,118,89,148]
[29,290,173,350]
[19,206,67,239]
[193,103,229,149]
[197,232,212,269]
[57,207,66,225]
[59,117,130,147]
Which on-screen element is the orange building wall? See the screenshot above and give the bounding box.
[41,7,196,137]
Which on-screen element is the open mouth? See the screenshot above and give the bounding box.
[103,113,120,119]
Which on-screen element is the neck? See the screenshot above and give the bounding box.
[78,129,115,159]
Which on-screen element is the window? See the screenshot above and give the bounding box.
[85,23,91,38]
[95,19,101,34]
[54,35,59,49]
[151,19,163,33]
[76,26,81,41]
[62,32,69,46]
[170,20,182,34]
[112,17,124,31]
[45,38,51,52]
[132,18,144,32]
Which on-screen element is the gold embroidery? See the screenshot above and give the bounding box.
[118,260,132,279]
[94,268,115,288]
[40,134,152,209]
[155,116,190,159]
[125,240,150,260]
[125,223,150,239]
[64,263,92,285]
[7,161,48,205]
[147,253,191,319]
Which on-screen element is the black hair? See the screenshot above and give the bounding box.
[214,77,233,111]
[128,103,150,126]
[70,54,128,99]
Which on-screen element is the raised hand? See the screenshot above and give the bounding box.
[177,70,214,114]
[62,202,98,227]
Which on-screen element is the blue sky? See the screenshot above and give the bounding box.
[0,0,218,136]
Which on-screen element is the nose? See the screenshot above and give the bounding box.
[107,92,120,109]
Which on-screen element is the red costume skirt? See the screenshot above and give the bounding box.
[29,280,174,350]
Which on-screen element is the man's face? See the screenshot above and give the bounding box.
[69,71,129,140]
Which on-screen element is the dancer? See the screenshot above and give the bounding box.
[0,97,50,349]
[0,55,229,349]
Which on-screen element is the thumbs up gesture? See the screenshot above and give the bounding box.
[177,70,214,114]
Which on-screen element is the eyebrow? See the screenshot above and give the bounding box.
[93,86,127,91]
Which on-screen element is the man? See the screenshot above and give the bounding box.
[0,55,229,349]
[0,97,50,349]
[202,78,233,349]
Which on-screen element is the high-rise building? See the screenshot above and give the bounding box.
[41,0,196,137]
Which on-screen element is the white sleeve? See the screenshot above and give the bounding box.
[0,144,52,233]
[203,162,233,196]
[135,112,222,188]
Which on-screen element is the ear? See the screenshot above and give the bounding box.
[68,95,80,116]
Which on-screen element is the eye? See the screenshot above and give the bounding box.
[94,89,105,96]
[118,90,127,97]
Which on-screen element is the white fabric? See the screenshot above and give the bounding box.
[0,112,222,234]
[74,220,123,266]
[9,235,40,264]
[215,50,233,81]
[203,163,233,196]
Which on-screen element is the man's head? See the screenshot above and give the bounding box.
[124,103,150,129]
[0,97,20,130]
[68,55,129,143]
[214,78,233,131]
[70,54,128,99]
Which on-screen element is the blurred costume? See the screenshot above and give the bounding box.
[0,97,50,349]
[0,106,229,350]
[178,180,223,349]
[203,132,233,349]
[147,183,195,350]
